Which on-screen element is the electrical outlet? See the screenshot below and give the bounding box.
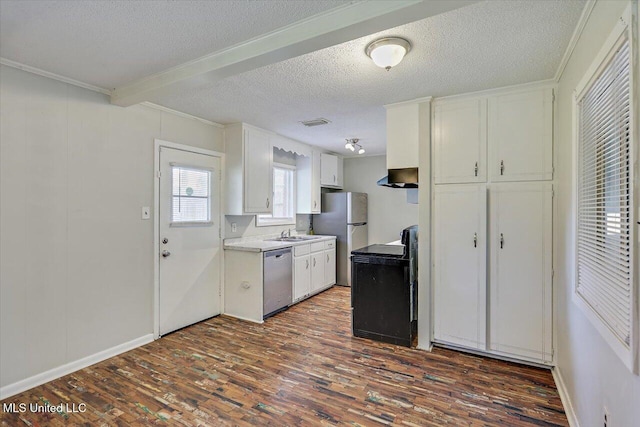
[141,206,150,220]
[231,222,237,233]
[603,407,609,427]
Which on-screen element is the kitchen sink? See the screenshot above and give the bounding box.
[267,236,321,242]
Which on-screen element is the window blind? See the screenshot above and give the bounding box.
[577,38,631,346]
[172,166,211,223]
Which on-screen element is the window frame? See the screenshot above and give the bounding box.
[256,163,297,227]
[170,164,214,227]
[572,4,638,374]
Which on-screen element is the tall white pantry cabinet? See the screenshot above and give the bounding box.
[432,85,554,365]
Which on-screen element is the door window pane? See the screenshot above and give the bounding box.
[172,166,211,223]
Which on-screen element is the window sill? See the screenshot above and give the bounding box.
[571,289,636,374]
[255,218,296,227]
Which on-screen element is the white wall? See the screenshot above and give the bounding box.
[554,1,640,426]
[0,65,224,391]
[342,155,419,244]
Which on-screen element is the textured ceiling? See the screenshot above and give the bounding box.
[151,0,585,156]
[0,0,348,89]
[0,0,586,157]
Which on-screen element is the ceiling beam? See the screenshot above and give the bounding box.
[110,0,478,107]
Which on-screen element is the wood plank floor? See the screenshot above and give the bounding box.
[1,287,567,426]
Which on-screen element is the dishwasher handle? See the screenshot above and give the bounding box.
[264,247,292,258]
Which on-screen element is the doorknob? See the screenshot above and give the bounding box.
[162,250,171,258]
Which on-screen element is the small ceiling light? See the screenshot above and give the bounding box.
[345,138,365,155]
[365,37,411,71]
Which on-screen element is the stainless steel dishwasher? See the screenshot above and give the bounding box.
[263,247,293,318]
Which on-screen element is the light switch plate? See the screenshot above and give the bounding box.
[141,206,150,220]
[231,223,237,233]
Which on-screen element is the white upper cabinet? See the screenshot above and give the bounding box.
[320,153,342,188]
[488,88,553,182]
[434,86,554,184]
[224,123,273,215]
[297,149,321,214]
[489,182,553,362]
[434,98,487,184]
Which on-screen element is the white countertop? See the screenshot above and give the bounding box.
[224,234,336,252]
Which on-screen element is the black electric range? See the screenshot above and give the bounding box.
[350,226,418,347]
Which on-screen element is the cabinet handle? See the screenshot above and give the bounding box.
[266,197,270,208]
[313,258,316,267]
[314,200,317,209]
[306,259,309,269]
[474,162,478,177]
[500,160,504,176]
[333,174,336,183]
[500,233,504,249]
[327,254,329,262]
[473,233,477,248]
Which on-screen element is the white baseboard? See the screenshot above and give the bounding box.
[552,367,580,427]
[0,334,154,400]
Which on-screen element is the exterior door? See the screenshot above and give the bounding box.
[433,184,487,349]
[159,147,222,336]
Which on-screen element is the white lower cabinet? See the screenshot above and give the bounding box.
[310,252,325,293]
[293,238,336,302]
[324,248,336,287]
[294,255,310,302]
[433,182,553,364]
[434,184,487,350]
[488,183,553,362]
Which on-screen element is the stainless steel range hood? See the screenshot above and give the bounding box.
[377,167,418,188]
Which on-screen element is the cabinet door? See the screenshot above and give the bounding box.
[324,249,336,286]
[243,127,272,213]
[433,184,487,349]
[294,255,311,302]
[312,150,321,212]
[320,153,339,186]
[295,150,321,214]
[489,183,553,363]
[434,98,487,184]
[310,252,324,293]
[488,88,553,182]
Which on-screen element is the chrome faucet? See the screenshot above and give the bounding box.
[280,229,291,238]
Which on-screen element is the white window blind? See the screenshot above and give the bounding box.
[172,166,211,223]
[576,38,631,347]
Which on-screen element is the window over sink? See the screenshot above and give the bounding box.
[257,163,296,226]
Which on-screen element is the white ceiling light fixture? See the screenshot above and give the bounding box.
[365,37,411,71]
[345,138,365,155]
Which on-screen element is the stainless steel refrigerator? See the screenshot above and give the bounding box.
[313,192,368,287]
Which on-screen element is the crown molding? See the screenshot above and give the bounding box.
[553,0,597,82]
[0,57,112,95]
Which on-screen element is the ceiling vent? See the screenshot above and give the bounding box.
[301,118,331,127]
